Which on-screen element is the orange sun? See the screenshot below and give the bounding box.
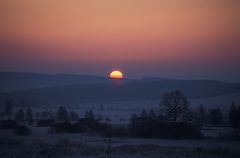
[109,70,123,79]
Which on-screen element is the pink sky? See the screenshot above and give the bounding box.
[0,0,239,80]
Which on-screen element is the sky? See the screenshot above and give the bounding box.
[0,0,239,81]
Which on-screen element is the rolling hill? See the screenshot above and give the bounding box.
[0,72,110,92]
[1,73,240,106]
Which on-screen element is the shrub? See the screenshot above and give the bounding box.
[129,120,202,139]
[37,119,54,127]
[101,125,129,138]
[0,119,19,129]
[14,125,32,136]
[52,118,108,134]
[53,121,81,133]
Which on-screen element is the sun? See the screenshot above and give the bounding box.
[109,70,123,79]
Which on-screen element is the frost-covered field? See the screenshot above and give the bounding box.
[1,127,240,158]
[12,92,239,125]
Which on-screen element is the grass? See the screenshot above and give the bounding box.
[1,132,240,158]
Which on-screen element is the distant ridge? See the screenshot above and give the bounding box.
[141,77,227,83]
[0,72,239,105]
[141,77,179,82]
[0,71,110,92]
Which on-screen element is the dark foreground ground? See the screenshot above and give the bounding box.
[1,127,240,158]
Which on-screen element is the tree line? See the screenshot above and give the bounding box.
[1,91,240,138]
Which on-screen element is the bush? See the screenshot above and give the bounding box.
[77,118,107,132]
[167,122,203,139]
[53,121,81,133]
[52,119,108,134]
[0,119,19,129]
[101,126,129,138]
[14,125,32,136]
[129,120,202,139]
[218,129,240,140]
[37,119,54,127]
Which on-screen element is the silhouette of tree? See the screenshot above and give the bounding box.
[3,98,13,118]
[197,105,207,125]
[208,108,223,125]
[229,102,239,127]
[15,108,25,122]
[148,109,157,120]
[56,106,68,121]
[238,105,240,126]
[69,110,79,122]
[105,117,111,123]
[35,112,40,120]
[84,110,95,119]
[41,110,48,120]
[141,109,147,118]
[49,110,55,120]
[160,90,189,122]
[25,108,33,125]
[128,109,202,139]
[129,113,137,129]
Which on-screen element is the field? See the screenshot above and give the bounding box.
[1,93,239,158]
[1,126,240,158]
[11,92,239,125]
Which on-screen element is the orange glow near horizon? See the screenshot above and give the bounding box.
[0,0,239,81]
[110,70,123,79]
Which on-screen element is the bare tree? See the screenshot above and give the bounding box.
[3,98,13,118]
[160,90,190,122]
[15,108,25,122]
[229,102,239,127]
[25,108,33,125]
[197,105,207,125]
[56,106,68,121]
[69,110,79,122]
[208,108,223,125]
[84,110,95,120]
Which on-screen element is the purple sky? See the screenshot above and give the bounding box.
[0,0,239,81]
